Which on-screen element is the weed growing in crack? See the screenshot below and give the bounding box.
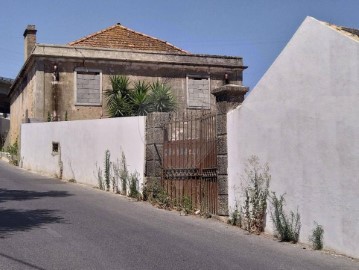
[239,155,270,234]
[104,150,111,191]
[96,150,142,199]
[97,165,105,190]
[228,203,241,226]
[129,172,140,199]
[112,160,120,193]
[120,152,128,195]
[270,192,301,243]
[310,222,324,250]
[178,195,193,215]
[142,178,172,209]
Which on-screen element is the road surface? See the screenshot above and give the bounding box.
[0,160,357,269]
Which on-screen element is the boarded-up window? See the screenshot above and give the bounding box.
[75,69,101,105]
[187,75,210,109]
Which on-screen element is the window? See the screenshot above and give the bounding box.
[52,142,59,155]
[74,68,102,105]
[186,75,210,109]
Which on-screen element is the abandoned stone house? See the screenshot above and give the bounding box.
[8,24,248,144]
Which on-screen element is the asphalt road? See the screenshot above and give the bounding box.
[0,160,357,270]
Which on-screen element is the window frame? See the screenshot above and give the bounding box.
[186,75,211,109]
[74,68,102,106]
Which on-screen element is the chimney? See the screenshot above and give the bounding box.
[23,25,37,61]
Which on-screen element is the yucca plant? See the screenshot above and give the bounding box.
[107,95,132,117]
[130,80,151,116]
[105,76,176,117]
[105,75,132,117]
[148,81,176,112]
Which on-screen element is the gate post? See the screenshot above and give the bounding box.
[145,112,170,185]
[212,84,248,216]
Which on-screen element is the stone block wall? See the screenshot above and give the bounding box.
[145,112,170,185]
[187,76,210,109]
[212,85,248,216]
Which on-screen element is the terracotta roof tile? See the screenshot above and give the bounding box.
[341,27,359,38]
[68,24,188,53]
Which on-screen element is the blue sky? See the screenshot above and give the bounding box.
[0,0,358,90]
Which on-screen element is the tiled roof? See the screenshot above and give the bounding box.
[0,77,14,83]
[68,23,188,53]
[324,19,359,42]
[341,27,359,38]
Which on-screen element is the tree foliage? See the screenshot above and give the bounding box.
[105,75,176,117]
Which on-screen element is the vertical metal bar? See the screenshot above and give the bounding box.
[169,119,171,197]
[214,114,218,214]
[181,112,186,201]
[190,111,194,207]
[171,116,174,201]
[208,115,214,214]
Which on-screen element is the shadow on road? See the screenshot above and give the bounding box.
[0,208,65,238]
[0,188,71,238]
[0,188,71,203]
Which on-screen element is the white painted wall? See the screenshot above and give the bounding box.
[21,117,146,190]
[228,17,359,258]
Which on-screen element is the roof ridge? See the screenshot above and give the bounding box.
[327,23,359,42]
[117,24,188,53]
[68,23,188,53]
[68,24,118,46]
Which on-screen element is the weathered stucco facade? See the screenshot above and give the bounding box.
[9,25,247,144]
[227,17,359,258]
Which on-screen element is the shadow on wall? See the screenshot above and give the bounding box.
[0,188,71,238]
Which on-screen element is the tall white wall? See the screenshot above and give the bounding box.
[228,17,359,258]
[21,117,146,189]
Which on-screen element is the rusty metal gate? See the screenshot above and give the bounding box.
[162,111,217,214]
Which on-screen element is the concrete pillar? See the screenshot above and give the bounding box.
[212,84,248,216]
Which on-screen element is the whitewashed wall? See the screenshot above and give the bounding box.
[228,17,359,258]
[21,117,146,190]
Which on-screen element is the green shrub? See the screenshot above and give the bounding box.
[129,172,140,199]
[240,156,270,233]
[112,160,120,193]
[178,195,193,215]
[143,178,172,208]
[5,139,18,156]
[270,192,301,243]
[120,152,128,195]
[97,166,105,190]
[228,207,241,226]
[310,222,324,250]
[104,150,111,191]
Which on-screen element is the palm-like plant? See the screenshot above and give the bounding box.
[130,80,151,116]
[105,75,132,117]
[148,81,176,112]
[105,76,176,117]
